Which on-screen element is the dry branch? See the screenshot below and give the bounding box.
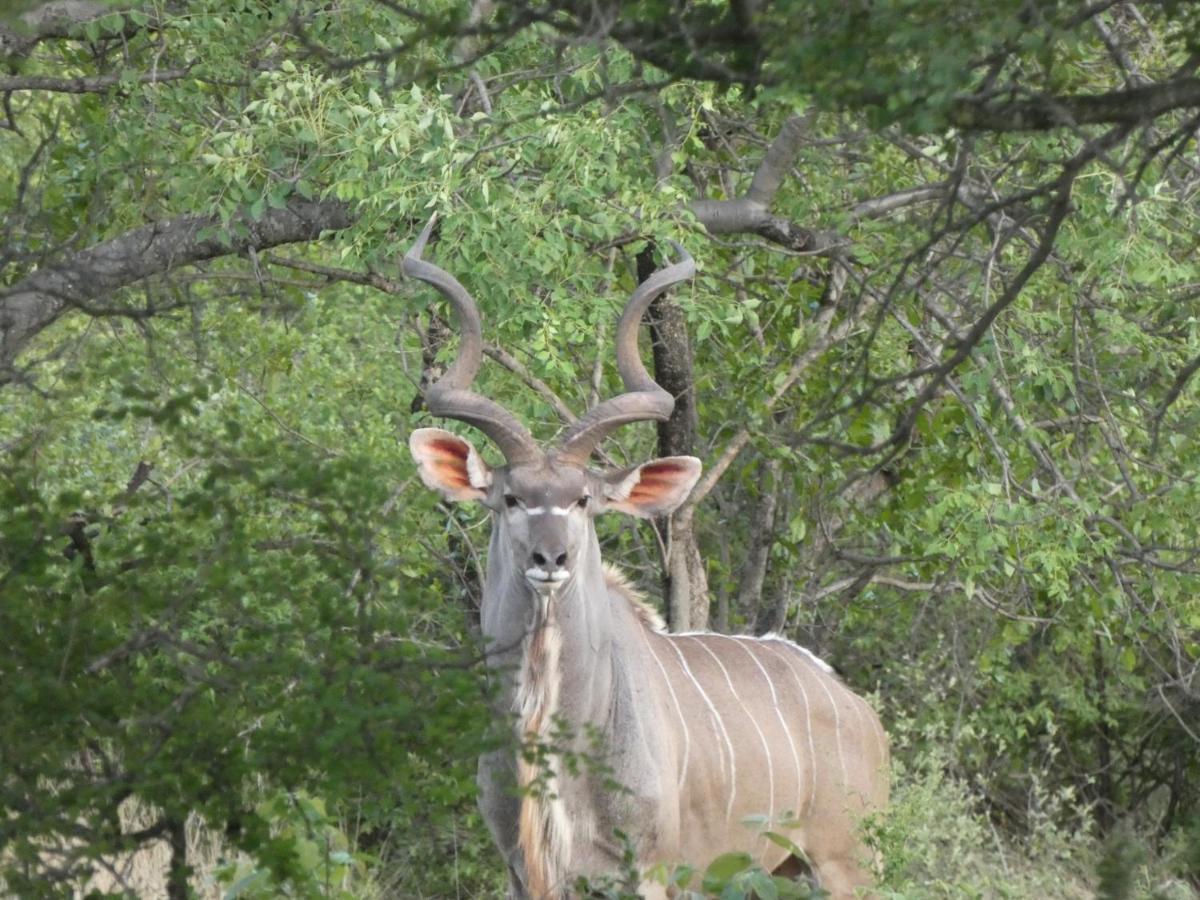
[0,200,354,379]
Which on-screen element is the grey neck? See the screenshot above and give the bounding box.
[479,515,617,727]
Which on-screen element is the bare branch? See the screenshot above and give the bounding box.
[0,199,354,379]
[0,67,192,94]
[1151,351,1200,454]
[689,197,838,254]
[951,76,1200,132]
[482,343,577,425]
[688,114,839,254]
[746,113,810,205]
[685,257,861,510]
[0,1,115,58]
[850,183,949,222]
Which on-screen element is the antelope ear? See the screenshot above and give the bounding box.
[409,427,492,502]
[602,456,702,518]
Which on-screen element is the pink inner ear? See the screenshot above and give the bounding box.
[641,460,689,478]
[414,435,477,492]
[628,461,689,501]
[432,459,471,488]
[429,438,469,461]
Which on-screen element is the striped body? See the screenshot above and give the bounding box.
[498,571,889,899]
[404,228,887,899]
[639,625,889,878]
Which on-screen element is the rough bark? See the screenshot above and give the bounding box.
[686,114,842,256]
[949,76,1200,132]
[743,457,783,632]
[638,246,709,631]
[0,1,116,58]
[165,815,188,900]
[0,199,353,380]
[665,504,710,633]
[641,250,697,458]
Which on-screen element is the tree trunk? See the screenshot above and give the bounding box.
[166,815,188,900]
[744,458,783,633]
[666,505,710,633]
[638,246,708,631]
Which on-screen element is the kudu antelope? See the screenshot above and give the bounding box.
[405,218,889,899]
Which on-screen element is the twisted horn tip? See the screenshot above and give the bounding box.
[405,212,440,263]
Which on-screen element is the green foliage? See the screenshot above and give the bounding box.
[0,268,497,893]
[216,792,372,899]
[866,715,1093,899]
[584,842,822,900]
[3,0,1200,895]
[690,850,819,900]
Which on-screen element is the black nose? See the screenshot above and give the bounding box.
[531,550,569,569]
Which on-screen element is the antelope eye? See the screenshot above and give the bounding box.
[576,496,589,508]
[504,495,519,509]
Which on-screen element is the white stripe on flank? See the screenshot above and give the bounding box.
[644,636,690,791]
[767,637,889,787]
[689,636,773,828]
[842,688,867,781]
[729,637,803,824]
[762,641,818,814]
[841,683,888,770]
[663,638,737,820]
[794,648,849,787]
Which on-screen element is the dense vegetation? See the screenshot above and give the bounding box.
[2,0,1198,896]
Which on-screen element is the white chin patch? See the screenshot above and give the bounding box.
[525,568,569,593]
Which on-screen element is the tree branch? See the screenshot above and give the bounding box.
[0,2,131,58]
[951,77,1200,132]
[1151,351,1200,455]
[0,199,354,379]
[850,183,949,222]
[746,113,809,205]
[684,258,861,510]
[688,114,838,254]
[0,67,192,94]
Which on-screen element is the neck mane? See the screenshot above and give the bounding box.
[480,514,661,898]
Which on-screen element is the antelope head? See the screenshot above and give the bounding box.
[406,216,701,598]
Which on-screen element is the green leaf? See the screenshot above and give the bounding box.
[745,870,779,900]
[223,869,269,899]
[762,830,805,860]
[702,852,754,891]
[669,863,696,887]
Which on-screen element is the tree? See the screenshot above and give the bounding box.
[2,0,1198,894]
